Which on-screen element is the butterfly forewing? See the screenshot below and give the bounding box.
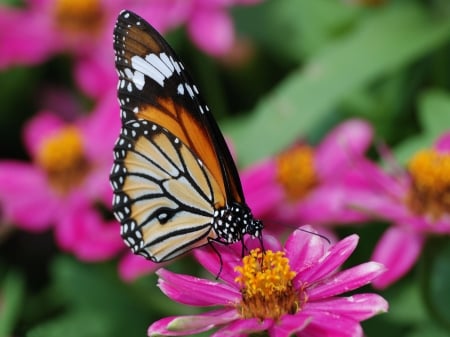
[114,10,243,203]
[111,10,263,263]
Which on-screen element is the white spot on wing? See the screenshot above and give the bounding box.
[177,83,184,95]
[131,55,164,87]
[160,53,175,72]
[145,53,174,78]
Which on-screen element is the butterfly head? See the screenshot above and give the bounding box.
[246,218,263,239]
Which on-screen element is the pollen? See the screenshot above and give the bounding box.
[54,0,104,35]
[235,249,302,321]
[406,149,450,220]
[276,145,318,200]
[36,126,89,195]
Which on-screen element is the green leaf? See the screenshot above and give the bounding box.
[27,311,109,337]
[235,0,360,60]
[224,2,450,166]
[405,321,450,337]
[25,256,158,337]
[0,271,24,337]
[393,89,450,164]
[419,89,450,136]
[385,281,428,324]
[393,134,436,165]
[421,237,450,329]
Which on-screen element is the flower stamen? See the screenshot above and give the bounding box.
[235,249,301,321]
[276,145,318,200]
[406,149,450,220]
[36,126,89,194]
[54,0,104,36]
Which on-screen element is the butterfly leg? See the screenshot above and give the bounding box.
[207,237,225,280]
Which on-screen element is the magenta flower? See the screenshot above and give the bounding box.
[0,93,123,261]
[347,132,450,288]
[241,119,374,228]
[148,227,387,337]
[0,0,263,69]
[118,252,160,282]
[184,0,260,57]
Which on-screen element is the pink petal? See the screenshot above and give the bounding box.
[157,269,240,306]
[435,132,450,153]
[74,53,116,99]
[307,262,386,300]
[148,308,238,336]
[211,317,273,337]
[300,311,363,337]
[269,313,312,337]
[118,252,160,282]
[0,7,62,68]
[194,244,242,285]
[285,227,328,274]
[298,235,359,284]
[298,185,370,225]
[305,294,388,321]
[241,159,285,218]
[371,227,424,289]
[138,0,189,33]
[55,194,123,261]
[315,119,373,180]
[187,8,234,56]
[81,163,113,204]
[22,111,64,158]
[0,161,59,231]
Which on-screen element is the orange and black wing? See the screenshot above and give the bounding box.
[110,10,254,262]
[113,10,244,204]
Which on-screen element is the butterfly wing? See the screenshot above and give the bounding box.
[113,10,244,204]
[111,119,224,261]
[111,10,248,262]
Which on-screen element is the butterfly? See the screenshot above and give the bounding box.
[110,10,263,264]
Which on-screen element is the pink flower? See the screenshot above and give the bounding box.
[0,0,263,97]
[241,119,374,228]
[148,227,387,337]
[172,0,264,56]
[347,132,450,288]
[0,93,123,261]
[118,252,160,282]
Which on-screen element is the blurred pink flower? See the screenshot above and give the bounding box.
[149,227,387,337]
[0,92,123,261]
[118,252,160,282]
[241,119,374,229]
[0,0,263,97]
[348,132,450,288]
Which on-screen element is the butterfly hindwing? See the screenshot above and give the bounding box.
[111,119,224,261]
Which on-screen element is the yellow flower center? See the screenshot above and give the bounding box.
[406,149,450,220]
[36,126,89,195]
[276,145,318,200]
[54,0,104,36]
[234,249,302,321]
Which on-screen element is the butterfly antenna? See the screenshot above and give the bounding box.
[299,227,331,244]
